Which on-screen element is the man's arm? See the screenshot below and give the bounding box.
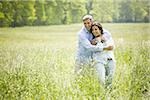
[90,37,114,50]
[103,37,115,50]
[103,29,112,40]
[79,33,104,52]
[101,29,115,50]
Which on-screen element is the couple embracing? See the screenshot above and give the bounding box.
[75,14,116,87]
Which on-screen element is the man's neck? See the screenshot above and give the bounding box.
[83,26,90,33]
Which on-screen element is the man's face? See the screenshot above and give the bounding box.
[83,19,92,31]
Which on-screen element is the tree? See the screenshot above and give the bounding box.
[34,0,47,25]
[112,0,120,22]
[119,0,134,22]
[70,0,87,23]
[61,0,72,24]
[45,0,57,25]
[0,1,14,27]
[85,0,93,14]
[142,0,150,23]
[0,0,149,27]
[93,0,114,22]
[131,0,147,22]
[0,2,5,27]
[22,1,36,26]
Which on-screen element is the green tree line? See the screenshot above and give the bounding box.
[0,0,149,27]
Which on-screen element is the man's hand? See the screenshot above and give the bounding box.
[101,36,106,41]
[91,37,102,45]
[95,37,102,41]
[101,36,106,43]
[90,39,97,45]
[104,46,113,50]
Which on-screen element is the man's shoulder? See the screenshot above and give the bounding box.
[78,27,86,36]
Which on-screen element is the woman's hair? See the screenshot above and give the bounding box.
[90,21,103,38]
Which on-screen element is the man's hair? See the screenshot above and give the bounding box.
[82,14,93,21]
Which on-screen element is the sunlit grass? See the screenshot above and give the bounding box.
[0,23,150,99]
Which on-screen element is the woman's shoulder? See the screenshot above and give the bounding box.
[103,29,111,35]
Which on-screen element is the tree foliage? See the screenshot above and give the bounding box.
[0,0,149,27]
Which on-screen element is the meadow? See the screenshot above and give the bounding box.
[0,23,149,100]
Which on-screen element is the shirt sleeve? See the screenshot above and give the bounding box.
[103,29,115,49]
[105,37,115,49]
[79,33,104,52]
[103,29,112,40]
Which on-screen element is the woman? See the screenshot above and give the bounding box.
[90,22,116,87]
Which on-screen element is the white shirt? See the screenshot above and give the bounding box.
[92,37,116,65]
[76,26,111,65]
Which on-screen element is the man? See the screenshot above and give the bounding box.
[75,14,113,74]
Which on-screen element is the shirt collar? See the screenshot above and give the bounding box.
[82,26,90,34]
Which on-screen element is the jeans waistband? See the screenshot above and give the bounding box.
[107,58,112,60]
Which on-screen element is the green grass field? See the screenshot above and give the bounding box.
[0,23,150,100]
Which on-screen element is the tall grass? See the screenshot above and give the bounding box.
[0,23,149,100]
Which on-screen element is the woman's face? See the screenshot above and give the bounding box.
[91,25,101,37]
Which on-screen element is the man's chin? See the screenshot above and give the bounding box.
[87,28,90,31]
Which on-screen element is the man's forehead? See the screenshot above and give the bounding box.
[82,15,93,21]
[83,19,91,23]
